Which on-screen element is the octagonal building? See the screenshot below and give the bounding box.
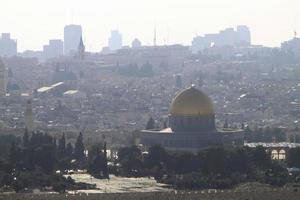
[140,86,244,151]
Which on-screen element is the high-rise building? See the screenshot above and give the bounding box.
[0,33,17,57]
[108,30,122,51]
[217,28,237,46]
[64,25,82,56]
[281,37,300,57]
[236,25,251,45]
[43,39,63,59]
[25,99,33,132]
[0,58,6,96]
[191,25,251,54]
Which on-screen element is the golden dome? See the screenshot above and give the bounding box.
[170,86,214,116]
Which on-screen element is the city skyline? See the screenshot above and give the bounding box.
[0,0,298,52]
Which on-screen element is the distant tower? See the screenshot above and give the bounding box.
[64,24,82,55]
[0,33,17,57]
[25,99,33,132]
[0,58,6,96]
[131,38,142,48]
[78,35,85,60]
[153,25,157,46]
[108,30,122,51]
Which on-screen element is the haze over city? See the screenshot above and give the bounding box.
[2,0,300,199]
[1,0,299,51]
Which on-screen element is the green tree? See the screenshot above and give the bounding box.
[34,144,57,174]
[244,126,253,142]
[227,148,251,174]
[23,129,29,148]
[223,120,229,128]
[241,123,245,130]
[163,121,168,129]
[88,143,109,179]
[58,133,66,158]
[287,147,300,168]
[146,117,155,130]
[103,142,109,179]
[251,146,271,169]
[145,145,168,169]
[74,132,85,161]
[118,146,143,176]
[295,135,300,143]
[9,141,18,168]
[66,142,73,158]
[201,147,227,174]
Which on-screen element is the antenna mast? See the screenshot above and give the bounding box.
[153,24,157,46]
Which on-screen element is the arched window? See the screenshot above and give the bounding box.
[278,149,286,160]
[271,150,279,160]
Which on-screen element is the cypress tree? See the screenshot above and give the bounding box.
[23,128,29,148]
[223,120,229,128]
[103,142,109,179]
[74,132,85,160]
[66,142,74,158]
[146,117,155,130]
[241,123,245,130]
[58,133,66,158]
[9,141,18,168]
[163,120,168,129]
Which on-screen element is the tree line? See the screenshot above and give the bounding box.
[244,126,287,143]
[3,128,300,192]
[116,144,296,189]
[0,130,99,193]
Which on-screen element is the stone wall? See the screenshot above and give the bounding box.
[1,188,300,200]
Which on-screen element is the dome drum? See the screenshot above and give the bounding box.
[169,115,215,132]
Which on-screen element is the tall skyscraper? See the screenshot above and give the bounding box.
[64,25,82,56]
[0,33,17,57]
[0,58,6,96]
[108,30,122,51]
[25,99,33,132]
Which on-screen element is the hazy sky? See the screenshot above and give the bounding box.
[0,0,298,52]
